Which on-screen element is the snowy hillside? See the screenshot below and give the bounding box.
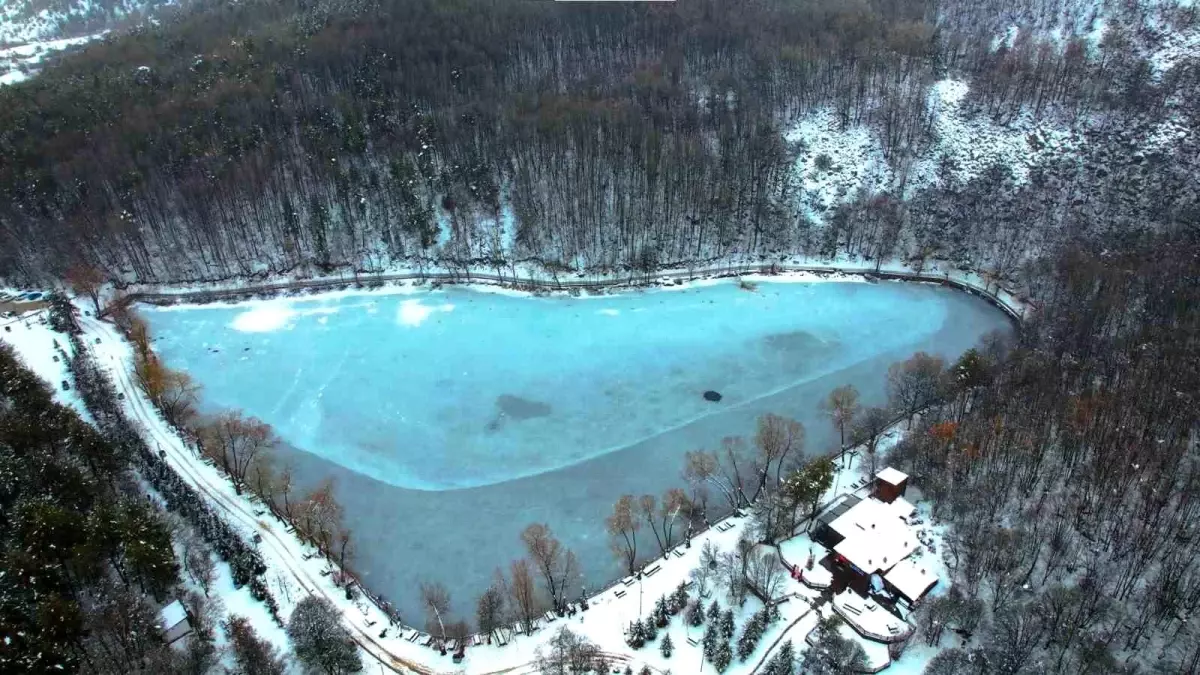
[0,0,175,47]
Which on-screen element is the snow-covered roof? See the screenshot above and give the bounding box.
[884,558,939,602]
[875,466,908,485]
[890,496,916,519]
[160,600,188,629]
[835,531,918,575]
[828,497,905,540]
[829,498,919,573]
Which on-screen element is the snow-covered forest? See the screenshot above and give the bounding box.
[0,0,1196,285]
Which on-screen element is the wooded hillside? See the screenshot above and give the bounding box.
[1,0,1195,283]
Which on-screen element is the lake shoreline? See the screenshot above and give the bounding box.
[113,260,1029,329]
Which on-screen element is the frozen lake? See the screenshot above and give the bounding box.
[142,279,1011,618]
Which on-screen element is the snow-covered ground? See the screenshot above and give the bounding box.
[0,31,105,85]
[0,310,88,413]
[0,0,163,47]
[786,109,893,223]
[785,78,1082,222]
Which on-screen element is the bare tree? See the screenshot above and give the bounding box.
[182,535,215,597]
[536,627,602,675]
[720,436,752,507]
[224,614,287,675]
[820,385,861,450]
[654,488,690,556]
[887,352,946,426]
[507,559,539,635]
[691,540,719,599]
[66,263,106,313]
[684,449,735,512]
[746,548,784,604]
[521,523,576,613]
[476,581,505,642]
[198,411,277,493]
[420,581,451,650]
[134,352,199,426]
[607,494,640,576]
[295,479,343,554]
[336,528,353,575]
[277,461,295,519]
[751,413,804,501]
[851,406,892,477]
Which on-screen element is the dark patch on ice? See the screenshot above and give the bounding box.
[496,394,552,420]
[703,390,722,402]
[762,330,825,354]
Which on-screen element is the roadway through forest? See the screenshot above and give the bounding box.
[79,315,438,675]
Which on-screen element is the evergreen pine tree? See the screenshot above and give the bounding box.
[687,600,705,627]
[623,666,633,675]
[707,600,721,623]
[639,666,652,675]
[670,582,689,613]
[626,618,646,649]
[643,614,658,642]
[720,609,735,640]
[713,640,734,672]
[702,623,719,661]
[763,640,796,675]
[654,596,670,627]
[660,632,674,659]
[737,610,765,661]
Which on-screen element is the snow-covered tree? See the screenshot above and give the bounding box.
[653,595,670,627]
[922,648,985,675]
[687,600,705,627]
[286,595,362,674]
[670,581,690,613]
[713,639,734,672]
[737,608,767,661]
[703,623,719,661]
[707,600,722,623]
[626,618,647,649]
[643,613,659,642]
[802,616,867,675]
[762,639,796,675]
[660,632,674,659]
[720,609,735,640]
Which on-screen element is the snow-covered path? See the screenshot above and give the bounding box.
[78,314,439,674]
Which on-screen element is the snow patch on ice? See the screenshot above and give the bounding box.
[231,305,295,332]
[229,303,339,332]
[598,308,620,316]
[396,299,454,327]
